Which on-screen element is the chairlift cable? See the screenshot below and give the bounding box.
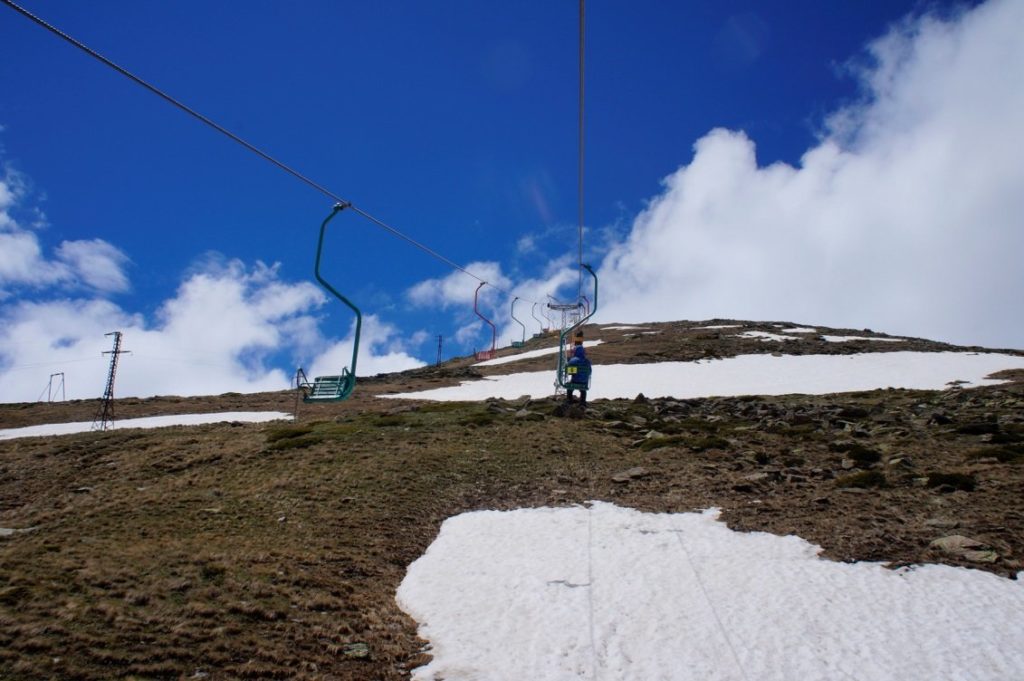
[2,0,540,304]
[577,0,586,302]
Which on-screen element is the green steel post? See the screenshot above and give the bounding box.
[314,203,362,383]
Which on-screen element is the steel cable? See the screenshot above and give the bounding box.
[2,0,542,304]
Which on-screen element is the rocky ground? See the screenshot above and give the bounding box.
[1,320,1022,679]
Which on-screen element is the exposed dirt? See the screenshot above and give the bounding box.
[1,320,1022,679]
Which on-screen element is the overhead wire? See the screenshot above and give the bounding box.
[1,0,545,305]
[578,0,586,302]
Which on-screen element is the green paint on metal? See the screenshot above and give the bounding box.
[306,203,361,402]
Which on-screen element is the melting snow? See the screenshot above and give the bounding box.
[823,335,905,343]
[473,340,604,367]
[396,503,1024,681]
[0,411,292,441]
[387,351,1024,402]
[737,331,801,342]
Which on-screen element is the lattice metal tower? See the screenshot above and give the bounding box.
[93,331,128,431]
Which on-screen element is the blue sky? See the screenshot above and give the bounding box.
[2,0,1021,402]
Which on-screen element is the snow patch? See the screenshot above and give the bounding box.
[823,335,905,343]
[473,340,604,367]
[397,502,1024,681]
[386,352,1024,402]
[0,411,292,441]
[738,331,801,342]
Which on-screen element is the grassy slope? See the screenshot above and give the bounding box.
[1,320,1022,679]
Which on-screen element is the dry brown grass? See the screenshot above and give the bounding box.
[2,321,1023,678]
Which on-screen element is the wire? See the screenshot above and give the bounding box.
[577,0,586,301]
[2,0,541,304]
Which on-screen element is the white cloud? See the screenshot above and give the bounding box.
[0,229,66,287]
[405,256,588,351]
[0,256,426,402]
[406,261,512,309]
[597,0,1024,349]
[516,234,536,254]
[0,261,321,401]
[306,314,424,378]
[55,239,131,293]
[0,168,130,294]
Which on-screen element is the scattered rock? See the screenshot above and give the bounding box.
[0,527,38,538]
[612,467,651,483]
[887,456,914,469]
[515,409,544,421]
[341,642,370,659]
[926,472,976,492]
[924,518,960,530]
[929,535,999,563]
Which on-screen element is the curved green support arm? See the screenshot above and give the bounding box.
[510,296,526,344]
[557,263,598,388]
[314,203,362,381]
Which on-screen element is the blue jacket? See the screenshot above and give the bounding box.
[567,344,591,384]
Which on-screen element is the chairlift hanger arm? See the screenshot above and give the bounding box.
[510,296,526,345]
[473,282,497,357]
[557,263,597,389]
[305,203,362,401]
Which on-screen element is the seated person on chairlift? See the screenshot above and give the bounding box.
[565,332,592,406]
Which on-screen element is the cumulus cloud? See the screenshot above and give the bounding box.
[598,0,1024,349]
[0,260,320,401]
[406,256,585,350]
[407,261,512,309]
[0,168,131,294]
[306,314,424,378]
[0,253,428,402]
[55,239,131,293]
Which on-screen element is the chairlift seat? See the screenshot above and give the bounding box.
[305,371,355,402]
[511,341,525,348]
[475,349,497,361]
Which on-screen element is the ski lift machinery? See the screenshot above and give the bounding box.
[296,204,362,402]
[556,264,597,394]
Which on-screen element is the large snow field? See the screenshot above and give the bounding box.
[388,351,1024,402]
[397,503,1024,681]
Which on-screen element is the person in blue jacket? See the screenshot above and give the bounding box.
[565,334,592,406]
